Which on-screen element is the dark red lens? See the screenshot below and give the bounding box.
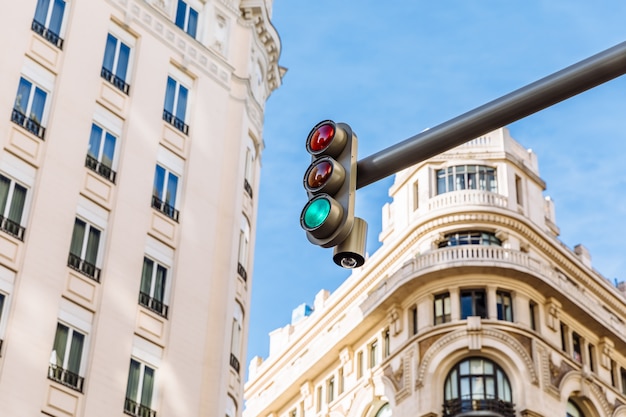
[307,160,333,189]
[309,123,335,152]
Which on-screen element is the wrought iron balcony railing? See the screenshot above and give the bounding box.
[139,292,169,318]
[0,215,25,241]
[237,262,248,282]
[85,154,117,183]
[101,67,130,95]
[162,109,189,135]
[442,397,514,417]
[31,19,64,49]
[11,108,45,139]
[124,398,156,417]
[48,364,85,392]
[243,179,253,199]
[151,195,179,222]
[68,253,101,282]
[230,353,240,373]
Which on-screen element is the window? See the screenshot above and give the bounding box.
[443,358,513,417]
[48,323,85,392]
[436,165,497,195]
[460,290,486,319]
[560,322,568,352]
[434,292,451,325]
[12,77,47,139]
[0,174,28,240]
[567,400,585,417]
[327,376,335,403]
[338,367,344,395]
[376,404,391,417]
[68,218,102,281]
[611,360,617,388]
[409,305,418,335]
[125,359,156,417]
[438,231,501,248]
[102,33,131,94]
[139,257,169,318]
[175,0,198,38]
[86,123,118,183]
[496,291,513,322]
[163,76,190,134]
[412,180,419,211]
[243,146,255,198]
[226,396,237,417]
[369,340,378,368]
[621,367,626,396]
[152,164,180,221]
[229,303,244,374]
[572,332,582,363]
[588,344,595,372]
[515,175,523,206]
[529,301,537,331]
[237,217,250,281]
[384,328,390,358]
[32,0,66,48]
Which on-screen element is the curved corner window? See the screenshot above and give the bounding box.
[436,165,497,195]
[438,231,501,248]
[443,357,514,417]
[375,403,391,417]
[566,400,584,417]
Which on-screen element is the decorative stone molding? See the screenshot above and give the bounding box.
[340,347,353,375]
[545,297,561,331]
[598,337,614,370]
[416,328,538,388]
[387,305,403,336]
[301,381,313,408]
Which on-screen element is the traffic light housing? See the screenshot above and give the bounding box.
[300,120,363,266]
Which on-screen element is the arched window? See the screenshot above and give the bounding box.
[443,358,514,417]
[566,400,584,417]
[375,403,391,417]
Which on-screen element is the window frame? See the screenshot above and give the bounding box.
[0,173,29,240]
[139,257,170,318]
[68,217,103,281]
[436,165,497,195]
[434,292,451,325]
[125,358,157,416]
[32,0,67,48]
[163,74,191,134]
[496,290,513,322]
[48,322,87,392]
[175,0,199,38]
[101,31,133,94]
[460,289,487,319]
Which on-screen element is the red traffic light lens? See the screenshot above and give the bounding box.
[307,160,333,189]
[308,123,335,152]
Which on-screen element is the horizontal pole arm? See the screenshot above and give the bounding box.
[356,40,626,189]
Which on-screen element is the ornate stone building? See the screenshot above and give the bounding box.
[244,128,626,417]
[0,0,281,416]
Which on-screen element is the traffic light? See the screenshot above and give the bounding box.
[300,120,367,268]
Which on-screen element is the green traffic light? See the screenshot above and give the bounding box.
[303,197,331,229]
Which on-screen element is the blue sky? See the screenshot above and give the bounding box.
[247,1,626,369]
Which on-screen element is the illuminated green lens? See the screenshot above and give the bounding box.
[303,198,331,229]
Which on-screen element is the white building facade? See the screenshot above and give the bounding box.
[245,128,626,417]
[0,0,282,416]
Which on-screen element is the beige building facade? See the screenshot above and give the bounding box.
[245,128,626,417]
[0,0,281,416]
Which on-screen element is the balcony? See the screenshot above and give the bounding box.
[237,262,248,282]
[101,67,130,95]
[48,365,85,393]
[443,397,514,417]
[230,353,240,374]
[31,19,64,49]
[11,108,45,139]
[124,398,156,417]
[67,253,101,282]
[139,292,169,318]
[428,190,508,211]
[85,154,117,183]
[151,195,179,222]
[0,215,25,241]
[162,109,189,135]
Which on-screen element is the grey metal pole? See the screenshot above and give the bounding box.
[356,40,626,189]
